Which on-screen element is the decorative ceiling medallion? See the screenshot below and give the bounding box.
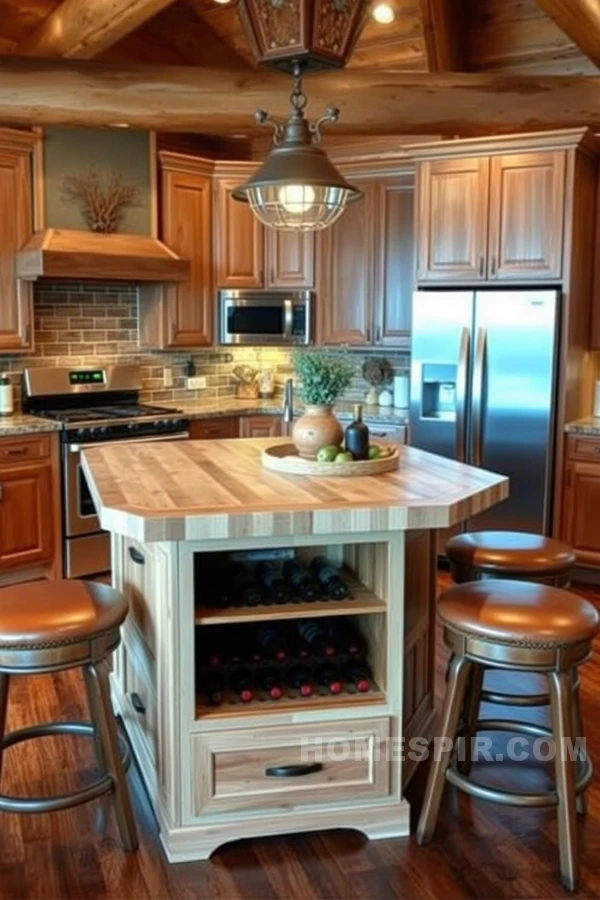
[237,0,369,72]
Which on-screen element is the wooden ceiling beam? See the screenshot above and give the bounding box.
[16,0,180,59]
[535,0,600,69]
[417,0,465,71]
[1,58,600,135]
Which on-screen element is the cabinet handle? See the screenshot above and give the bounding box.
[478,256,484,277]
[130,693,146,715]
[376,325,382,343]
[265,763,323,778]
[24,323,31,346]
[128,546,145,565]
[1,447,27,457]
[490,256,497,277]
[0,484,3,501]
[366,327,371,343]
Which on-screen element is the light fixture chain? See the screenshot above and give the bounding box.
[290,69,308,113]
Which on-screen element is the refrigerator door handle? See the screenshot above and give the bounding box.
[471,327,487,467]
[455,326,470,463]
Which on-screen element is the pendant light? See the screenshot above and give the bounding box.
[232,63,362,231]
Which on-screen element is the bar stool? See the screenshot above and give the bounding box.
[446,531,576,586]
[0,579,138,851]
[416,579,599,891]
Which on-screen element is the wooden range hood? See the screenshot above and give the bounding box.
[16,228,190,282]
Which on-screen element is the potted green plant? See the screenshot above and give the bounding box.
[292,350,354,459]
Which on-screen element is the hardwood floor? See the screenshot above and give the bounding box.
[0,581,599,899]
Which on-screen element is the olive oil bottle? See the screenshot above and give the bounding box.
[344,404,369,460]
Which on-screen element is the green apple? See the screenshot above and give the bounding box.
[334,451,354,463]
[317,444,340,462]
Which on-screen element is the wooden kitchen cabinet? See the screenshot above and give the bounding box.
[215,166,314,290]
[414,141,566,284]
[560,436,600,566]
[0,434,61,577]
[488,151,565,280]
[239,415,282,438]
[375,175,414,344]
[139,152,213,349]
[0,129,37,353]
[189,417,241,440]
[416,156,489,282]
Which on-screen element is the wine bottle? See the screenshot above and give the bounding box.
[330,620,365,656]
[227,563,262,607]
[310,557,350,601]
[344,404,369,461]
[201,671,225,706]
[286,663,313,697]
[256,666,283,700]
[342,660,372,693]
[282,559,320,602]
[256,624,289,661]
[255,561,292,605]
[297,620,336,657]
[314,661,342,695]
[229,667,254,703]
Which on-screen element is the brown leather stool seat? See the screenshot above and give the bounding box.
[0,580,137,852]
[446,531,576,585]
[417,579,600,891]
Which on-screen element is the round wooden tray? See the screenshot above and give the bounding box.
[261,442,400,477]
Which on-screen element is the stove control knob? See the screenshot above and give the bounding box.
[128,422,139,432]
[76,427,86,438]
[99,426,109,435]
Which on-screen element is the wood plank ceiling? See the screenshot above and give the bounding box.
[0,0,597,136]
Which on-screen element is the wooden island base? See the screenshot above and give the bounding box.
[81,439,507,862]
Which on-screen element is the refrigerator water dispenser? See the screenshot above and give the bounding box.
[421,364,457,421]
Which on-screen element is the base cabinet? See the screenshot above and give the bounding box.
[239,415,281,439]
[189,417,241,440]
[561,436,600,565]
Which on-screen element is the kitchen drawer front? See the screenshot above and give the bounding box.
[189,417,240,440]
[119,539,170,657]
[566,435,600,462]
[121,630,158,768]
[0,434,51,464]
[192,717,390,816]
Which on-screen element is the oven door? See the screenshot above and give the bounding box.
[63,431,189,538]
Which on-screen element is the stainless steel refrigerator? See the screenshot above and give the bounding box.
[409,290,561,534]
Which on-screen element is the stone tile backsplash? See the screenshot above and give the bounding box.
[2,280,410,408]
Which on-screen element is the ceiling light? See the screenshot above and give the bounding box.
[232,63,362,232]
[214,0,232,4]
[109,122,131,128]
[372,3,395,24]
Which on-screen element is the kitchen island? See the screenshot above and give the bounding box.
[81,438,508,862]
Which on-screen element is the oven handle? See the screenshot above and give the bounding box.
[68,432,189,453]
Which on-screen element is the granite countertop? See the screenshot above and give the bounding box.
[564,417,600,436]
[177,398,409,426]
[0,414,62,436]
[81,438,507,542]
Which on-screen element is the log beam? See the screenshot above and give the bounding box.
[17,0,179,59]
[417,0,465,72]
[535,0,600,69]
[0,57,600,135]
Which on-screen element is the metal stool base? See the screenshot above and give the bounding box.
[0,721,131,815]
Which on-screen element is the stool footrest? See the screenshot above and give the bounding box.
[0,721,131,815]
[481,688,550,708]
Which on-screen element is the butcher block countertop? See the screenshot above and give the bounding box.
[81,438,508,543]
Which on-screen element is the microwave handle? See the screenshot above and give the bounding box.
[283,299,293,340]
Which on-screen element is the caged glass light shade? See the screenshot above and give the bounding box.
[232,69,362,231]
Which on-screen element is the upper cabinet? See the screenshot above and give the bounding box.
[214,165,314,290]
[317,171,414,347]
[415,143,566,283]
[0,129,37,353]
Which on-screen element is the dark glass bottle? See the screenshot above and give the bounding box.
[201,671,225,706]
[255,561,292,605]
[344,403,369,461]
[229,667,254,703]
[341,660,372,693]
[256,624,289,661]
[297,620,336,657]
[256,666,283,700]
[282,559,320,602]
[286,663,313,697]
[227,563,262,607]
[310,556,349,601]
[331,620,365,656]
[314,661,342,695]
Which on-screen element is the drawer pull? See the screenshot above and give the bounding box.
[1,447,27,457]
[128,547,145,565]
[130,693,146,715]
[265,763,323,778]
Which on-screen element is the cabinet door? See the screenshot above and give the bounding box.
[189,417,240,440]
[374,177,414,346]
[0,461,54,570]
[266,230,314,288]
[316,180,376,345]
[562,461,600,565]
[488,151,565,280]
[161,167,213,347]
[0,142,35,352]
[416,157,489,282]
[239,415,282,438]
[215,179,264,288]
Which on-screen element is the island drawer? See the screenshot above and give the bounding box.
[566,435,600,461]
[191,717,390,816]
[120,631,158,768]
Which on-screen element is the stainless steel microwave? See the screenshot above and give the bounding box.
[218,290,313,345]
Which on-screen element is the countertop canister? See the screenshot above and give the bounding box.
[0,373,13,417]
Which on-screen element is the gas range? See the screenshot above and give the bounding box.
[23,364,190,579]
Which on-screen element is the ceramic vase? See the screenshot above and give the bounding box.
[292,404,343,460]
